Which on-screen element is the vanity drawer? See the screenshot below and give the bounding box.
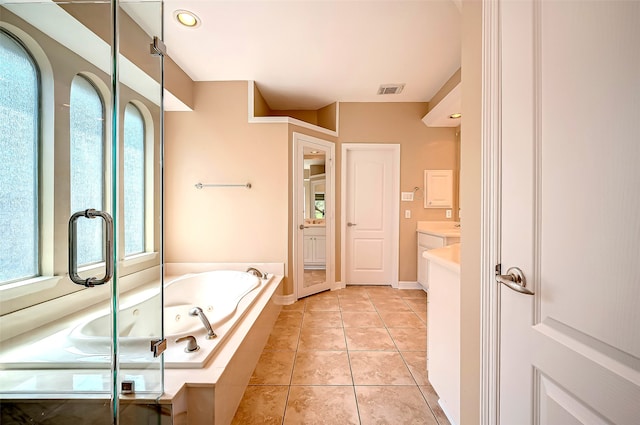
[418,233,445,248]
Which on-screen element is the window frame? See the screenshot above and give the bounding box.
[0,25,159,319]
[123,102,146,258]
[69,73,108,267]
[0,28,41,285]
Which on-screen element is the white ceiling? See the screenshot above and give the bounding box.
[162,0,462,111]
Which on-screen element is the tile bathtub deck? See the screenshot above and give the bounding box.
[231,286,451,425]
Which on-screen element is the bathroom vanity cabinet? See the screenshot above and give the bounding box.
[416,222,460,290]
[303,226,326,268]
[424,243,461,425]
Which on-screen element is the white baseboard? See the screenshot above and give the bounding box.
[273,293,297,305]
[398,281,425,290]
[331,281,345,291]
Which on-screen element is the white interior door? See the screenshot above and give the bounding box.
[498,1,640,424]
[343,144,399,286]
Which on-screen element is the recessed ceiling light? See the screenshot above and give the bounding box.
[449,113,462,119]
[310,150,320,154]
[174,10,200,28]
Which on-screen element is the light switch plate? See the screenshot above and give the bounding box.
[405,210,411,218]
[401,192,414,201]
[446,209,452,218]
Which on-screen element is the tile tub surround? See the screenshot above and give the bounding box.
[231,286,451,425]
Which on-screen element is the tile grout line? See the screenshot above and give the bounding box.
[370,289,440,424]
[340,297,363,425]
[280,301,304,425]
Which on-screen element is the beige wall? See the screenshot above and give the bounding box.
[166,84,460,294]
[165,82,290,274]
[273,109,319,124]
[253,83,272,117]
[317,102,338,131]
[253,84,337,133]
[460,0,482,423]
[337,102,459,283]
[285,103,458,288]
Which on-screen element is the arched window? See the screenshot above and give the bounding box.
[0,30,39,284]
[70,75,105,266]
[124,103,145,256]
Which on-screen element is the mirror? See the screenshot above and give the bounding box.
[304,150,326,222]
[302,148,326,289]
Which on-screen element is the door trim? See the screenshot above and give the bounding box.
[292,132,335,300]
[340,143,400,288]
[480,1,503,424]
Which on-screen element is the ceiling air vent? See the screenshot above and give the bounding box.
[377,84,405,95]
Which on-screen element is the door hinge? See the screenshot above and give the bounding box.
[150,36,166,57]
[150,338,167,357]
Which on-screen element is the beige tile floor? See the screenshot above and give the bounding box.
[303,269,327,288]
[232,286,451,425]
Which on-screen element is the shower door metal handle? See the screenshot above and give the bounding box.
[69,209,114,287]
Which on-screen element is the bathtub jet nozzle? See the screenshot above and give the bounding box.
[189,307,217,339]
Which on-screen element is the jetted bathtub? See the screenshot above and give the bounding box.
[0,270,271,369]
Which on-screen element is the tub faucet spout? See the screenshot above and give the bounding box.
[246,267,267,279]
[189,307,217,339]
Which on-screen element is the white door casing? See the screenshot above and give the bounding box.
[293,132,335,298]
[486,1,640,424]
[341,144,399,286]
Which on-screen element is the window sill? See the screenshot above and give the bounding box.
[0,252,158,304]
[0,275,63,302]
[122,251,159,267]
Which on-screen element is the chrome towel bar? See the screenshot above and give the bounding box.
[195,182,252,189]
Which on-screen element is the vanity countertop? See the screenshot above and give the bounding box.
[416,221,461,238]
[423,243,461,273]
[304,219,325,226]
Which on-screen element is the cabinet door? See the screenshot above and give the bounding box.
[417,246,428,288]
[427,262,461,424]
[303,236,314,263]
[314,236,326,263]
[424,170,453,208]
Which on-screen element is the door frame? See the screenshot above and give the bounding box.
[340,143,400,288]
[292,132,335,300]
[480,1,512,423]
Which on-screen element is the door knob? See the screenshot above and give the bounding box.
[347,222,357,227]
[496,267,534,295]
